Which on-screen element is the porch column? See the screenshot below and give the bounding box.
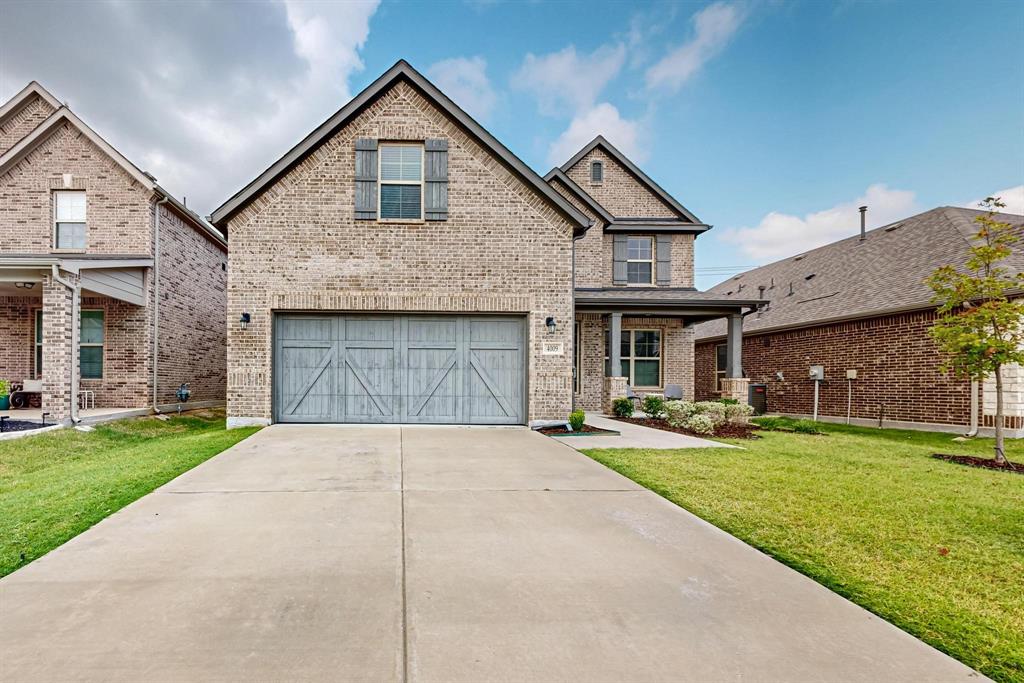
[603,312,628,413]
[722,313,750,404]
[41,271,79,424]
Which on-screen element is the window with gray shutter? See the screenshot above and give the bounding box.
[656,234,672,285]
[612,234,628,284]
[354,138,378,220]
[424,138,448,220]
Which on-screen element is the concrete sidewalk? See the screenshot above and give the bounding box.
[0,425,981,682]
[549,412,734,450]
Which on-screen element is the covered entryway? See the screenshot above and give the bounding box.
[273,314,526,424]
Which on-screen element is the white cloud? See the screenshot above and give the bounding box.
[512,44,626,115]
[720,184,920,261]
[427,56,497,121]
[547,103,647,167]
[962,185,1024,215]
[645,2,745,93]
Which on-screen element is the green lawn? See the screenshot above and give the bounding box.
[584,423,1024,683]
[0,409,259,578]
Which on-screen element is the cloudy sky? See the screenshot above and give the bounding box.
[1,0,1022,287]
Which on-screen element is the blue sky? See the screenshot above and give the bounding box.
[2,0,1022,287]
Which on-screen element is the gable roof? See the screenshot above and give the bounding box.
[544,167,614,224]
[560,135,706,226]
[0,100,226,249]
[211,60,590,233]
[693,206,1024,340]
[0,81,61,125]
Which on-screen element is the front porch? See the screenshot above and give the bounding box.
[573,288,762,412]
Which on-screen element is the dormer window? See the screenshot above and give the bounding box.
[590,160,603,184]
[54,190,86,250]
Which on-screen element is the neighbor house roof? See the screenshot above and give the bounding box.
[559,135,709,231]
[0,82,226,249]
[694,206,1024,341]
[211,60,590,233]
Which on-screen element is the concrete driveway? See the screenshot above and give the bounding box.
[0,426,980,682]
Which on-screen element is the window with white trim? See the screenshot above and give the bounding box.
[573,322,581,394]
[605,329,662,388]
[715,343,727,391]
[80,310,104,379]
[590,160,603,183]
[379,143,423,220]
[54,190,86,249]
[626,236,654,284]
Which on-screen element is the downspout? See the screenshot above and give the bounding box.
[152,196,170,413]
[966,379,979,437]
[50,265,80,424]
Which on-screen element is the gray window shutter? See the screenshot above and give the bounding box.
[424,138,448,220]
[656,234,672,285]
[355,138,377,220]
[612,234,628,284]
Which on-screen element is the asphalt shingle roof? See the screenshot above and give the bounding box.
[694,207,1024,340]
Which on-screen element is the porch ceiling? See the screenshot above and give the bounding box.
[574,287,763,320]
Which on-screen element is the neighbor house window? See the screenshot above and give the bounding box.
[54,190,87,249]
[627,237,654,284]
[605,329,662,388]
[34,310,43,378]
[80,310,104,379]
[590,160,603,183]
[379,143,423,220]
[715,343,727,391]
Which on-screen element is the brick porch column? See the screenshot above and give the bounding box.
[41,271,79,423]
[724,312,750,405]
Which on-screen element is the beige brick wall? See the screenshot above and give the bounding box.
[575,313,694,411]
[0,94,56,156]
[155,206,228,405]
[0,296,34,383]
[226,81,574,424]
[565,148,677,218]
[0,122,152,255]
[79,293,150,408]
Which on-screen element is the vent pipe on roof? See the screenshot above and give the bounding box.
[859,205,867,241]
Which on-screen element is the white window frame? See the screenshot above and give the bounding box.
[79,309,105,380]
[573,321,581,395]
[34,309,43,379]
[715,343,727,392]
[590,160,603,184]
[626,236,655,286]
[605,328,663,389]
[377,142,424,221]
[53,190,87,250]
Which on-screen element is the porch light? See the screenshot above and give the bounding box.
[239,312,251,330]
[545,316,556,334]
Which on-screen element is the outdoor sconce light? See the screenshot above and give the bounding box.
[545,316,556,334]
[239,312,251,330]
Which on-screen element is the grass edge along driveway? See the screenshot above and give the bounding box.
[0,409,259,578]
[584,423,1024,683]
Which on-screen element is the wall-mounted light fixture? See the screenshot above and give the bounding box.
[239,312,251,330]
[545,316,556,334]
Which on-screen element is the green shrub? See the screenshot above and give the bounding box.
[751,416,824,435]
[641,395,666,420]
[752,416,785,431]
[717,397,739,405]
[0,379,9,398]
[792,419,824,434]
[694,401,728,423]
[611,397,634,418]
[568,409,585,432]
[664,400,698,428]
[725,402,754,424]
[685,413,716,435]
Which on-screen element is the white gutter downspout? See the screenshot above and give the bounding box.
[50,265,80,424]
[152,196,170,413]
[966,379,979,437]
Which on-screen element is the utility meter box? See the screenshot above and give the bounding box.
[809,365,825,381]
[846,369,858,380]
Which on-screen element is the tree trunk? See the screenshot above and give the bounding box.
[994,365,1007,465]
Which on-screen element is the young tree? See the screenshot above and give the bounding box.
[927,198,1024,463]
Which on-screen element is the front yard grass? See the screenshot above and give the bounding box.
[584,423,1024,683]
[0,409,258,578]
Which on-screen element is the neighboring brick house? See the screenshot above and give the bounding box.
[694,206,1024,437]
[0,81,228,424]
[212,61,755,428]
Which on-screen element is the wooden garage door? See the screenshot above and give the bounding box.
[273,314,526,424]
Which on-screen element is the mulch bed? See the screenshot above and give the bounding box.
[611,416,760,440]
[932,453,1024,474]
[537,423,619,436]
[0,419,48,433]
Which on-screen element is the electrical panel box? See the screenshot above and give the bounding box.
[846,369,858,380]
[809,365,825,381]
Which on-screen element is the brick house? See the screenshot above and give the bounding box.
[694,206,1024,437]
[212,61,756,428]
[0,81,228,424]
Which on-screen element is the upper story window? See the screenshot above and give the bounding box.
[379,143,423,220]
[54,190,86,250]
[626,236,654,284]
[590,160,603,183]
